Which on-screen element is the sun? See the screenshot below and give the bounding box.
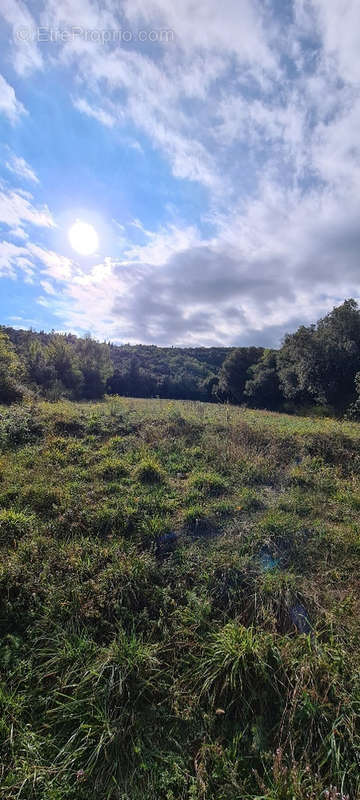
[68,220,99,256]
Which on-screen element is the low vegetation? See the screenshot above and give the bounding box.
[0,396,359,799]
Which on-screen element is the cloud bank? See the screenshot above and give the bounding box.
[0,0,359,345]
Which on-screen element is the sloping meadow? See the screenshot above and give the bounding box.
[0,398,360,799]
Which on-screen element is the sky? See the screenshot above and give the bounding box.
[0,0,359,347]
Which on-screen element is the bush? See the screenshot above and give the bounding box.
[0,405,44,449]
[53,416,85,437]
[102,435,126,455]
[184,504,211,533]
[194,622,277,705]
[20,485,61,517]
[237,487,262,511]
[0,509,35,544]
[134,458,164,484]
[97,458,128,481]
[189,471,228,496]
[258,509,303,540]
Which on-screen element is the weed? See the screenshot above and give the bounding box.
[1,397,360,799]
[97,457,129,480]
[189,470,228,496]
[134,457,164,484]
[0,508,35,544]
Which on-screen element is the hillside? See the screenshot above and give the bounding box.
[1,397,359,799]
[3,299,360,416]
[1,325,234,402]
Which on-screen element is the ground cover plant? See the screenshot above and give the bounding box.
[1,397,360,799]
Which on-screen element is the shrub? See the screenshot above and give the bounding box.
[0,487,19,508]
[237,487,262,511]
[53,416,85,437]
[0,509,35,544]
[20,485,61,517]
[194,622,278,706]
[97,458,129,481]
[134,458,164,484]
[189,471,228,496]
[64,439,87,464]
[103,435,126,455]
[258,509,303,539]
[0,405,43,449]
[184,504,211,533]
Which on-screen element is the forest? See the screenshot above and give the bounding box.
[2,299,360,418]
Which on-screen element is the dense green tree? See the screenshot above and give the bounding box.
[26,339,57,393]
[244,349,283,410]
[315,299,360,411]
[277,325,319,405]
[47,335,83,396]
[76,336,113,399]
[3,301,360,415]
[0,331,23,403]
[278,300,360,412]
[217,347,264,403]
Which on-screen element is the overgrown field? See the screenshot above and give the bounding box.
[1,398,360,799]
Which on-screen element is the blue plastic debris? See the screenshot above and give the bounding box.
[290,603,311,634]
[259,550,279,571]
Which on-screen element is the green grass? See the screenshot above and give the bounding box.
[0,396,359,799]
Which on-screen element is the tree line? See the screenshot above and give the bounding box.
[1,299,360,417]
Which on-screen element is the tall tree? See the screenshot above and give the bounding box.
[245,349,283,410]
[0,331,23,403]
[75,336,113,399]
[278,300,360,412]
[217,347,264,403]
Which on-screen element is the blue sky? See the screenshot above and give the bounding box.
[0,0,359,346]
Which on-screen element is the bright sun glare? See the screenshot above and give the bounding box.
[68,220,99,256]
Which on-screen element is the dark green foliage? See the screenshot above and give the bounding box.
[3,299,360,417]
[0,331,23,403]
[245,349,283,410]
[1,327,113,402]
[346,370,360,420]
[0,508,35,543]
[278,299,360,413]
[97,458,129,480]
[107,344,231,401]
[217,346,264,403]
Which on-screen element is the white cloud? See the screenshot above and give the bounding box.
[0,240,33,279]
[0,0,43,75]
[124,223,201,265]
[8,226,29,240]
[1,0,360,347]
[27,244,72,280]
[5,154,39,183]
[0,237,72,284]
[40,279,57,295]
[307,0,360,86]
[0,186,55,230]
[0,73,26,122]
[72,97,116,128]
